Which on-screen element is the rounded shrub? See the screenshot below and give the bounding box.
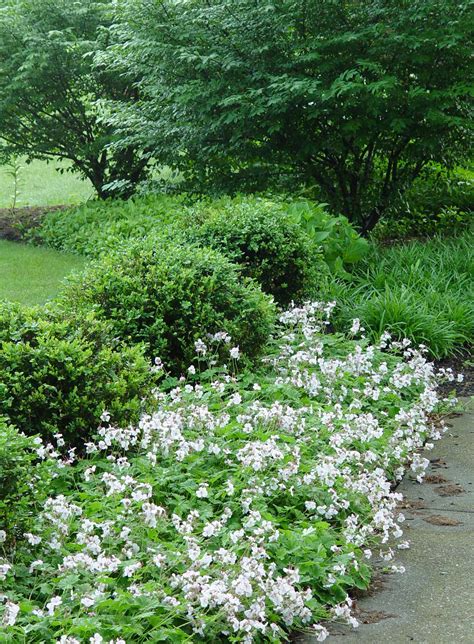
[0,302,151,445]
[60,238,276,373]
[186,197,328,305]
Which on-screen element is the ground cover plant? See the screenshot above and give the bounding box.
[0,240,85,306]
[0,301,458,642]
[332,232,474,359]
[32,194,187,257]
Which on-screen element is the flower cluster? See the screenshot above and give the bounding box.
[0,302,455,642]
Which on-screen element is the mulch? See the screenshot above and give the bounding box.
[0,205,68,241]
[435,351,474,398]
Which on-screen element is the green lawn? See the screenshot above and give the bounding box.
[0,158,93,208]
[0,240,86,305]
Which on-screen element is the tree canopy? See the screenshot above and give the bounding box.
[0,0,149,198]
[109,0,473,230]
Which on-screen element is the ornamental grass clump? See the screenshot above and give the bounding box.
[0,302,458,642]
[60,238,276,373]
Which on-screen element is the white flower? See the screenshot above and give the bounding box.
[46,596,62,616]
[0,530,6,543]
[2,601,20,626]
[153,554,166,568]
[89,635,103,644]
[0,563,12,580]
[228,393,242,406]
[229,346,240,360]
[29,560,44,572]
[397,541,410,550]
[196,483,209,499]
[24,533,42,545]
[123,562,142,578]
[194,339,207,355]
[81,596,95,608]
[188,365,196,375]
[349,318,363,335]
[313,624,329,641]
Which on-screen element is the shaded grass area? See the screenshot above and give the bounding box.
[332,232,474,359]
[0,158,93,208]
[0,240,86,305]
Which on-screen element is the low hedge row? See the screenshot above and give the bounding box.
[33,195,336,305]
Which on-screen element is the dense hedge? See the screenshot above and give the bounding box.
[60,238,276,373]
[186,197,329,305]
[0,303,151,445]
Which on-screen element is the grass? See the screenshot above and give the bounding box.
[0,240,86,305]
[0,158,93,208]
[332,232,474,358]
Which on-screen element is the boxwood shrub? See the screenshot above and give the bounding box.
[60,238,276,373]
[0,303,151,445]
[187,197,329,305]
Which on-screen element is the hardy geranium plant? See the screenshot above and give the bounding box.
[0,303,458,642]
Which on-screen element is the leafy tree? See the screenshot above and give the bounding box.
[0,0,148,198]
[112,0,473,231]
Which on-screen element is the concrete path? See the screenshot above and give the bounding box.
[303,399,474,644]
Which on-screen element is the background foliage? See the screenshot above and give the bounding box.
[104,0,473,232]
[0,0,149,197]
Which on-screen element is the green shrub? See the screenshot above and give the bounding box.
[407,166,473,219]
[0,419,51,544]
[374,166,473,239]
[60,238,276,373]
[0,302,152,445]
[284,200,370,276]
[186,197,329,305]
[31,194,188,257]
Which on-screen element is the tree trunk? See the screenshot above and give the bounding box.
[359,207,382,237]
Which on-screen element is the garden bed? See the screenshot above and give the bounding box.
[0,302,459,642]
[0,205,67,241]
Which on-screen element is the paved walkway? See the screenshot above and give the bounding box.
[303,399,474,644]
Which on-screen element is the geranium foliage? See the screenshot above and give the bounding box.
[0,303,458,642]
